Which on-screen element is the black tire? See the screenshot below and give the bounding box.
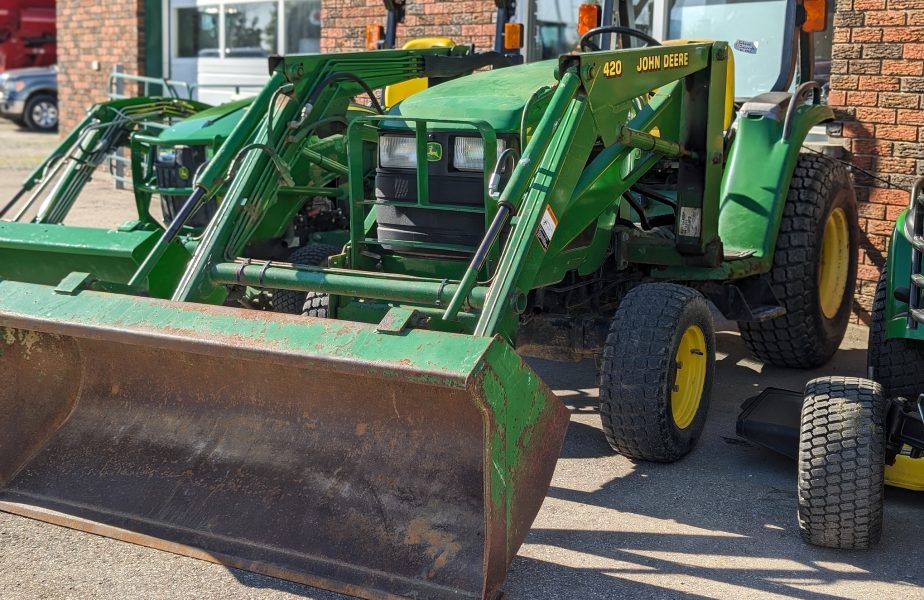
[272,244,338,314]
[599,283,716,462]
[23,94,58,132]
[868,268,924,399]
[739,153,858,368]
[302,290,329,318]
[798,376,885,549]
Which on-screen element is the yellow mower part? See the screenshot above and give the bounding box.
[384,37,456,107]
[886,452,924,491]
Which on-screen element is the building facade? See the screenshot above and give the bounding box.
[56,0,924,321]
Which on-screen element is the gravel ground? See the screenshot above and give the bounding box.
[0,118,140,226]
[0,119,922,599]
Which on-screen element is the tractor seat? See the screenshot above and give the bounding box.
[383,37,456,107]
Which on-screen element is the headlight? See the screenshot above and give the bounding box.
[379,135,416,169]
[453,137,505,172]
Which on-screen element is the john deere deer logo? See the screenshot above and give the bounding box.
[426,142,442,162]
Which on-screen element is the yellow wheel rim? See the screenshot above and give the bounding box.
[818,207,850,320]
[671,325,707,430]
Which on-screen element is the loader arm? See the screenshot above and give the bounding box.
[0,97,207,223]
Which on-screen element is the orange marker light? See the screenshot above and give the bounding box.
[802,0,827,32]
[365,24,384,50]
[504,22,523,50]
[577,2,601,37]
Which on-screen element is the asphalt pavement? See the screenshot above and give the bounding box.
[0,119,921,599]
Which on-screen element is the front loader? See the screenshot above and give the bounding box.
[0,2,857,599]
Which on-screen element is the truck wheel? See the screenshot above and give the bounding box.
[739,153,858,368]
[599,283,715,462]
[868,268,924,398]
[272,244,338,314]
[798,376,885,549]
[23,94,58,132]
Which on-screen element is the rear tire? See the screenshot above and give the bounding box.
[599,283,715,463]
[868,268,924,398]
[798,376,885,549]
[272,244,338,315]
[739,153,858,368]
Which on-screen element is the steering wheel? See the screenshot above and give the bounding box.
[579,26,662,52]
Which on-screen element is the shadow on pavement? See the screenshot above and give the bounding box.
[504,324,921,599]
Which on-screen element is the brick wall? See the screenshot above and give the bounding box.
[321,0,496,53]
[828,0,924,323]
[57,0,146,131]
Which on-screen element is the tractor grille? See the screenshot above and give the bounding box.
[154,145,216,228]
[373,132,512,258]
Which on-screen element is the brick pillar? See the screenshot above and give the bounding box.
[57,0,146,132]
[828,0,924,323]
[321,0,496,54]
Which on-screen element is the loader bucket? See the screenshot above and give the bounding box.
[0,279,567,600]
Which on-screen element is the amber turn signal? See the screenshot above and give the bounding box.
[504,22,523,50]
[577,2,601,37]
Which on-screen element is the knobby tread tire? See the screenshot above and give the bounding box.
[868,268,924,399]
[798,376,884,550]
[739,153,858,368]
[302,290,329,318]
[599,283,715,463]
[272,244,338,315]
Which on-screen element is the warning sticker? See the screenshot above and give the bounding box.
[679,207,702,237]
[733,39,759,55]
[536,205,558,250]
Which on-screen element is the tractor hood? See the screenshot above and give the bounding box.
[156,98,252,145]
[386,59,559,132]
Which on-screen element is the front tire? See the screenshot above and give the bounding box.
[739,153,858,368]
[272,244,338,314]
[23,94,58,132]
[599,283,716,463]
[798,376,885,549]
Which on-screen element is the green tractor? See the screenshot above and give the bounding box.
[790,177,924,550]
[0,1,855,599]
[739,179,924,550]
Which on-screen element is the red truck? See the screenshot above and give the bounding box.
[0,0,56,72]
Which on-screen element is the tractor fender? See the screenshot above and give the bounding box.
[717,101,834,271]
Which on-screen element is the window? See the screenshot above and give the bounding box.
[224,1,277,57]
[535,0,584,60]
[285,0,321,54]
[176,6,220,58]
[174,0,325,60]
[668,0,795,98]
[813,1,836,95]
